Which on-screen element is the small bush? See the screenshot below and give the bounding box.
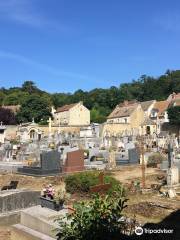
[65,171,121,194]
[56,192,128,240]
[147,153,166,167]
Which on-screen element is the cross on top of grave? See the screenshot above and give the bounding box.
[90,172,111,193]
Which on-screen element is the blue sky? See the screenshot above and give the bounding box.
[0,0,180,93]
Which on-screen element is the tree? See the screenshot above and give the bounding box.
[167,106,180,127]
[16,95,51,123]
[0,108,17,125]
[0,92,5,106]
[56,190,128,240]
[22,81,40,94]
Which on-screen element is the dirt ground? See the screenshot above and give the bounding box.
[112,165,164,185]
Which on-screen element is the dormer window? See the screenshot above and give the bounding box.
[151,109,158,118]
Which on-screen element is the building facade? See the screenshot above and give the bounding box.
[103,101,145,136]
[53,102,90,126]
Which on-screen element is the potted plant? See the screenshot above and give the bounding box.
[54,187,70,210]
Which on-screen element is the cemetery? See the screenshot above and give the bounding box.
[0,119,179,239]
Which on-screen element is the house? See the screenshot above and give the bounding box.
[104,100,145,136]
[167,92,180,107]
[140,100,156,118]
[53,102,90,126]
[150,100,169,134]
[167,92,180,102]
[141,118,157,135]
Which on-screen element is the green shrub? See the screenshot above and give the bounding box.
[65,171,121,194]
[56,191,128,240]
[147,153,166,167]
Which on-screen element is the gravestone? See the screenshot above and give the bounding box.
[18,150,61,176]
[63,150,84,173]
[167,167,179,186]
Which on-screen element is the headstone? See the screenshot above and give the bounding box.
[18,150,61,176]
[167,167,179,186]
[63,150,84,173]
[108,151,116,168]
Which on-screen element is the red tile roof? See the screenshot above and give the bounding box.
[107,101,139,119]
[153,101,169,116]
[56,103,78,113]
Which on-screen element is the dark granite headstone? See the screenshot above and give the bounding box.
[18,150,61,176]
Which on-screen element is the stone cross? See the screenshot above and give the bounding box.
[0,121,3,126]
[47,117,52,134]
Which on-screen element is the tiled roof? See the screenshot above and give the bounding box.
[141,100,155,111]
[107,102,139,119]
[56,103,78,113]
[152,101,169,116]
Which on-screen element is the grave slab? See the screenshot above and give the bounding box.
[19,205,68,238]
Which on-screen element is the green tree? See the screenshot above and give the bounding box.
[168,106,180,127]
[56,190,128,240]
[22,81,40,94]
[0,92,5,106]
[16,95,51,123]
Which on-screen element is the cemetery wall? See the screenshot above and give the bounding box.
[39,125,82,135]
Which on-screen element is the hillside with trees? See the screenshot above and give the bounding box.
[0,70,180,124]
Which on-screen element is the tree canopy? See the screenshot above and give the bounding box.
[167,106,180,126]
[0,70,180,123]
[16,95,52,123]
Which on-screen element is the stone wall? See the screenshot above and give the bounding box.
[39,125,82,135]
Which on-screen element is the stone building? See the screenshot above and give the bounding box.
[53,102,90,126]
[103,100,145,136]
[150,100,169,134]
[140,100,156,118]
